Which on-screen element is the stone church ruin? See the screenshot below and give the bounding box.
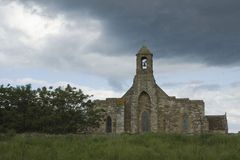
[95,46,228,134]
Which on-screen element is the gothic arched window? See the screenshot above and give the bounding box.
[141,57,147,69]
[106,116,112,133]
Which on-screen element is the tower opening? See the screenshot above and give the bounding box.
[141,57,147,69]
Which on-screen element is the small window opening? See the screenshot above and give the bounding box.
[141,57,147,69]
[183,114,189,131]
[106,116,112,133]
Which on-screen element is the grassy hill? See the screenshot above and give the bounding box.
[0,133,240,160]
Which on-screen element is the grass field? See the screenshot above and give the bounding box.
[0,133,240,160]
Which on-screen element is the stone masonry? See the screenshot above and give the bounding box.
[95,46,228,134]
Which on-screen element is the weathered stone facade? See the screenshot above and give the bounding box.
[95,46,228,134]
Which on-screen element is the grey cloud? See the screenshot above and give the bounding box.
[193,84,221,91]
[162,80,204,87]
[17,0,240,66]
[163,81,221,91]
[230,81,240,88]
[108,78,124,91]
[31,32,133,89]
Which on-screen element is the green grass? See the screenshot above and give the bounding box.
[0,133,240,160]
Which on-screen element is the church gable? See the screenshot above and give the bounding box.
[155,84,169,98]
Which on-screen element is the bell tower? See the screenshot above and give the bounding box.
[123,46,168,133]
[136,46,153,75]
[134,46,155,133]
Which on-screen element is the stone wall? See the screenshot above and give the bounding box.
[95,98,125,134]
[205,114,228,134]
[157,96,206,134]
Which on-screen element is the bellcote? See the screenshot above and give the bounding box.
[136,46,153,75]
[137,46,153,55]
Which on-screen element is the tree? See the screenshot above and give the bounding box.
[0,84,104,134]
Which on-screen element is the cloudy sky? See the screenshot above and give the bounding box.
[0,0,240,133]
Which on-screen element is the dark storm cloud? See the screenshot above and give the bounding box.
[18,0,240,66]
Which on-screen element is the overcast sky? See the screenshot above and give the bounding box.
[0,0,240,133]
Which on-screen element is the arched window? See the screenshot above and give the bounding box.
[141,57,147,69]
[106,116,112,133]
[141,111,150,132]
[138,92,151,110]
[183,114,189,132]
[138,92,151,132]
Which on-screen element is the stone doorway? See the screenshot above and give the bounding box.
[141,111,150,132]
[138,91,151,132]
